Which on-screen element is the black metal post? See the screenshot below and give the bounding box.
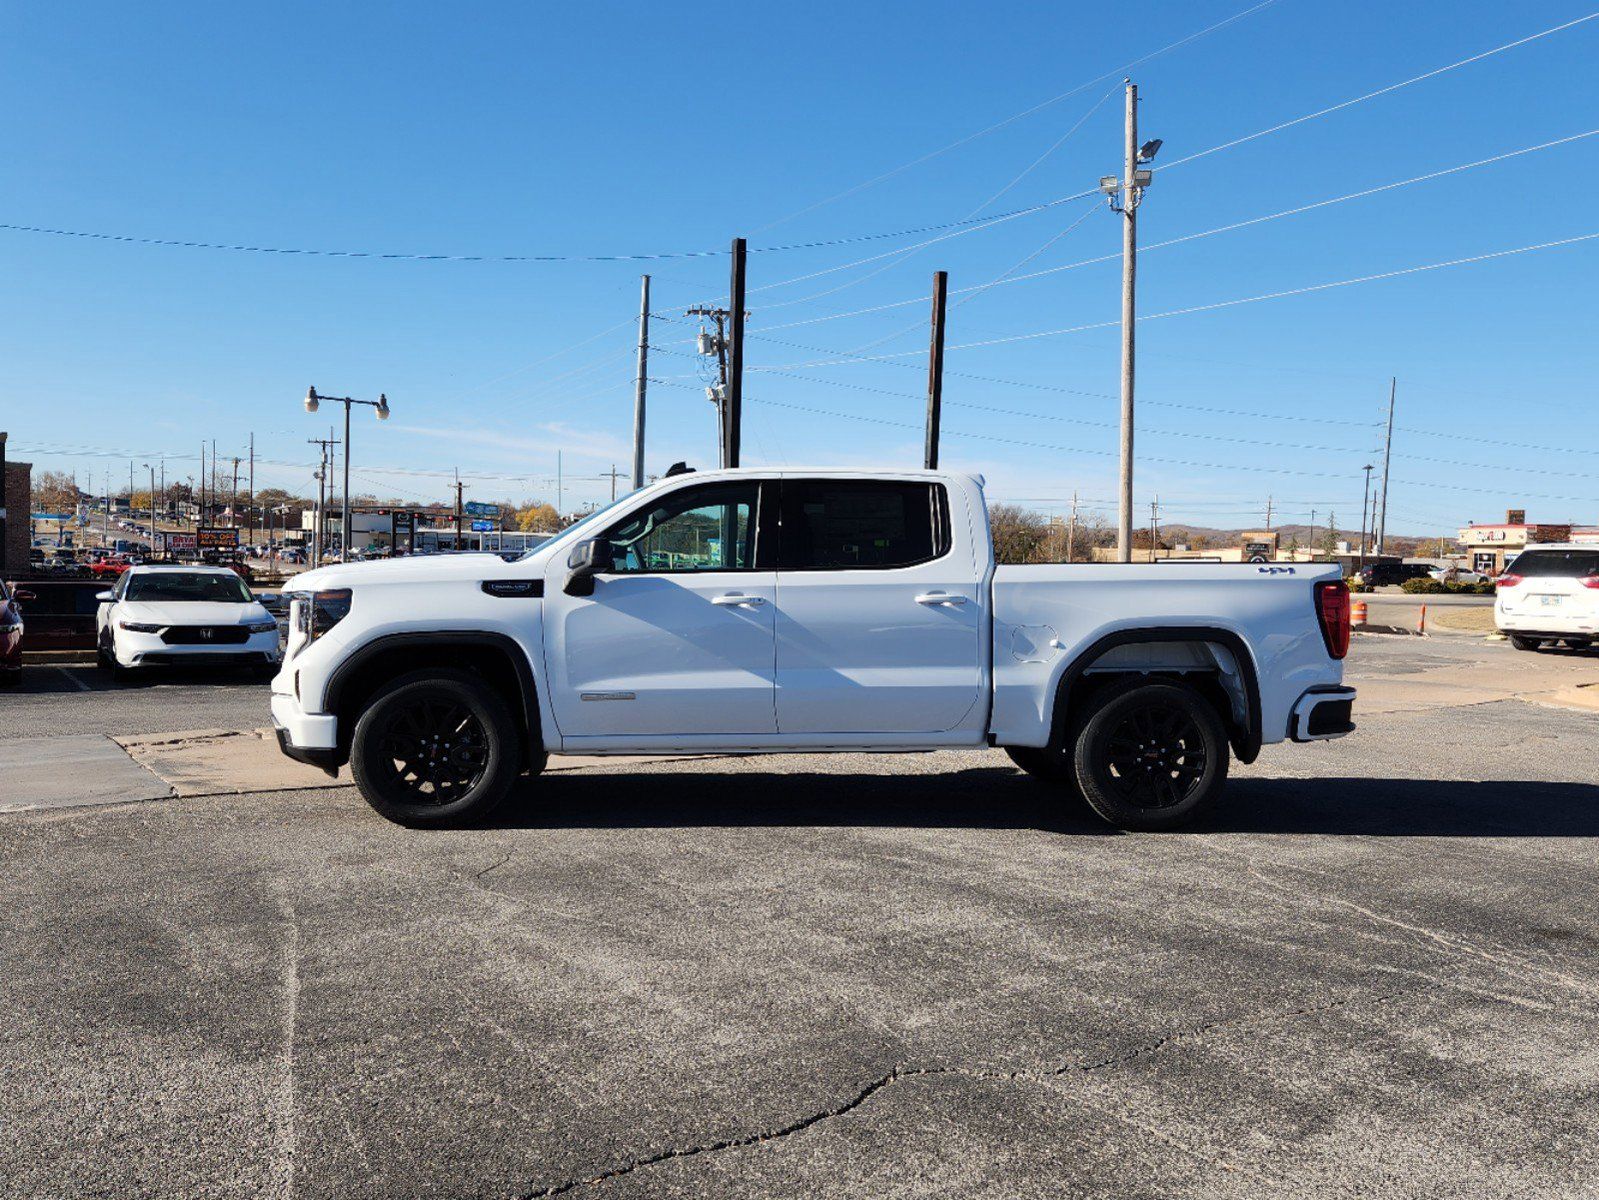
[924,271,948,470]
[725,237,746,469]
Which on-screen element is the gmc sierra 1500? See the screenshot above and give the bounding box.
[272,469,1354,829]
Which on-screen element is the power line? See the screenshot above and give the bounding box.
[747,0,1284,234]
[759,230,1599,360]
[1157,10,1599,174]
[756,128,1599,332]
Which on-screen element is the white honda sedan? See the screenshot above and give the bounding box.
[96,565,282,677]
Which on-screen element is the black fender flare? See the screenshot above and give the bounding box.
[1048,626,1263,764]
[324,630,542,752]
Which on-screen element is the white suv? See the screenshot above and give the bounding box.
[1494,545,1599,651]
[96,565,282,677]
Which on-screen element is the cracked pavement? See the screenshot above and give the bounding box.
[3,635,1598,1197]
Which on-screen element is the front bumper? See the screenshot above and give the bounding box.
[270,692,342,775]
[114,628,282,668]
[1289,687,1356,742]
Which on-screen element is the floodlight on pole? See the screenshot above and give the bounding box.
[304,386,320,414]
[1138,138,1163,161]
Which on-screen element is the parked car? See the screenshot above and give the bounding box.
[271,468,1356,830]
[90,556,133,578]
[1428,566,1488,584]
[1358,561,1432,587]
[95,565,282,678]
[0,579,36,683]
[1494,545,1599,651]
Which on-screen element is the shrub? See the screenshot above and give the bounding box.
[1401,577,1446,594]
[1344,576,1369,593]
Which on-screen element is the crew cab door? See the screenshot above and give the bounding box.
[773,477,984,735]
[542,479,778,740]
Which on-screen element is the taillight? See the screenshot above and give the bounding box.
[1495,574,1523,588]
[1315,580,1350,660]
[1581,576,1599,590]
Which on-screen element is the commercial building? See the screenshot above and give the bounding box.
[2,447,30,575]
[1457,509,1599,574]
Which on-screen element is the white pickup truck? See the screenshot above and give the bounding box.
[271,468,1354,830]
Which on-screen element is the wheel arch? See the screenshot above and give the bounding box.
[1046,626,1263,764]
[324,631,542,768]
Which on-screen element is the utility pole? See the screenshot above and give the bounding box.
[230,457,241,527]
[726,236,747,469]
[199,441,206,527]
[247,433,254,545]
[1264,495,1273,532]
[453,471,464,550]
[1358,463,1374,572]
[557,451,563,515]
[689,306,731,463]
[924,270,948,470]
[307,435,339,568]
[1066,490,1079,563]
[1376,377,1396,555]
[632,275,650,490]
[602,464,625,502]
[1098,81,1158,562]
[1149,496,1159,564]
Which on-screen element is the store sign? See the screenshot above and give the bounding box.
[1243,541,1273,563]
[390,510,416,555]
[163,533,197,553]
[196,527,240,550]
[463,501,498,518]
[470,519,493,532]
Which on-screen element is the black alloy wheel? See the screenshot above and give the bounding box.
[1099,701,1209,810]
[349,669,523,827]
[1072,678,1229,831]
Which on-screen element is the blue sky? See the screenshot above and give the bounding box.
[3,0,1597,533]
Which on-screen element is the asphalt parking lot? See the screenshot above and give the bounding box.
[4,633,1599,1198]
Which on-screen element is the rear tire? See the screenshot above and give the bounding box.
[1071,678,1229,832]
[349,669,522,828]
[1509,635,1543,652]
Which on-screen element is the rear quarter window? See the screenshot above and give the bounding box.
[1508,550,1599,577]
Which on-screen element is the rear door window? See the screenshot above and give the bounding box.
[1508,550,1599,578]
[779,480,947,570]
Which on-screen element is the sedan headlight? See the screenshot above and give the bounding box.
[246,620,280,634]
[118,621,164,633]
[292,588,352,643]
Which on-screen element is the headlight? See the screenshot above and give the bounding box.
[292,588,351,642]
[118,621,163,633]
[246,620,279,634]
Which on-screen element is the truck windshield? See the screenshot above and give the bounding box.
[125,573,253,603]
[520,492,640,560]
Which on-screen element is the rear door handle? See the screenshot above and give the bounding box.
[712,593,766,607]
[915,593,967,605]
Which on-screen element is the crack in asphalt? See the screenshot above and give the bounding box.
[519,988,1396,1198]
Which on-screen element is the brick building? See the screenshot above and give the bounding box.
[2,449,30,576]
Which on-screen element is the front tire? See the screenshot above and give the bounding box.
[1071,678,1229,832]
[349,669,522,827]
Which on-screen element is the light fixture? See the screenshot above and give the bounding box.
[1098,174,1120,195]
[1138,138,1163,162]
[304,386,320,413]
[375,393,390,421]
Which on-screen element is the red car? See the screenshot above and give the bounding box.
[90,556,133,578]
[0,579,34,683]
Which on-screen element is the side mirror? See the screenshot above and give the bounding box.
[13,589,36,603]
[563,539,614,597]
[96,591,114,603]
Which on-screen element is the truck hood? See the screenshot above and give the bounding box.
[289,551,552,592]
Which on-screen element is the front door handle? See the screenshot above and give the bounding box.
[712,593,766,607]
[915,593,968,605]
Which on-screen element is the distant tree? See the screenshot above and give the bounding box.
[989,503,1050,564]
[517,501,562,532]
[31,470,79,513]
[1320,512,1338,555]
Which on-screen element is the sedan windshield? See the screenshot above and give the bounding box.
[124,572,253,603]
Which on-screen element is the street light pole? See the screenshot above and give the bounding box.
[305,387,389,562]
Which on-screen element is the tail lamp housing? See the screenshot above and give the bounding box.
[1315,580,1350,660]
